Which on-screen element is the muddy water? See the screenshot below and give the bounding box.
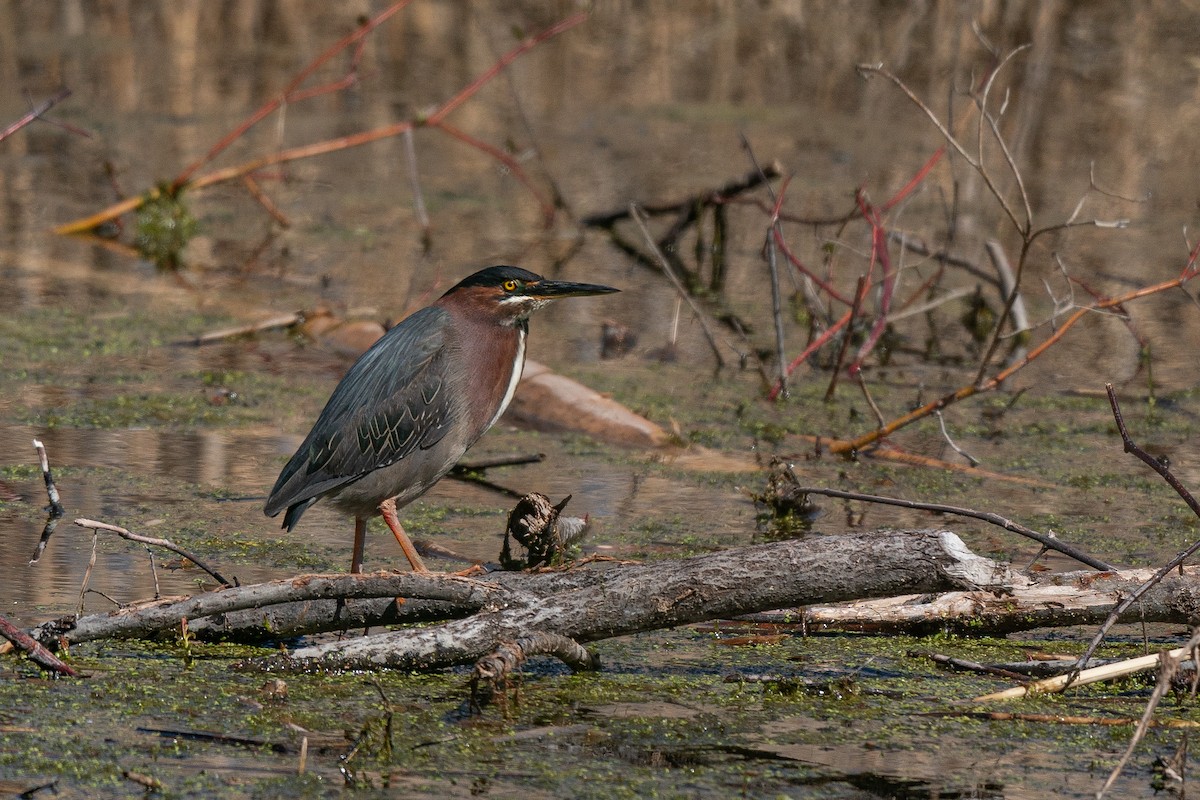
[3,2,1200,798]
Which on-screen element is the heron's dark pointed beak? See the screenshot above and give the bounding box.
[530,279,619,299]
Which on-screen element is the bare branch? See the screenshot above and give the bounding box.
[792,485,1111,571]
[73,518,235,588]
[628,204,728,368]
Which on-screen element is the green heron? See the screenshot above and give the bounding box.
[263,266,618,573]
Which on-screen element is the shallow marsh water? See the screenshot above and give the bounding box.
[4,2,1200,797]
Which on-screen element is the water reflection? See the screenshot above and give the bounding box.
[7,8,1200,798]
[0,419,678,625]
[3,3,1198,386]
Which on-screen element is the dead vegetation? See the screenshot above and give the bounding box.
[7,5,1200,797]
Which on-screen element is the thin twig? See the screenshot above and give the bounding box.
[918,652,1030,681]
[28,439,66,564]
[0,87,74,143]
[78,531,98,617]
[927,710,1200,728]
[935,410,979,467]
[74,518,234,588]
[183,312,304,346]
[973,46,1036,234]
[1097,628,1200,799]
[766,205,789,398]
[767,310,853,401]
[886,230,998,286]
[146,545,161,600]
[432,120,555,225]
[628,204,727,368]
[833,244,1200,454]
[884,285,975,324]
[171,1,413,189]
[743,135,795,394]
[847,191,897,377]
[55,12,588,236]
[400,128,431,250]
[824,276,868,401]
[984,239,1029,365]
[1071,385,1200,675]
[856,58,1025,235]
[974,647,1186,703]
[853,371,888,428]
[481,15,573,218]
[453,453,545,471]
[581,164,781,229]
[794,485,1112,571]
[241,174,290,227]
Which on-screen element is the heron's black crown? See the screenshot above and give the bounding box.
[444,265,540,295]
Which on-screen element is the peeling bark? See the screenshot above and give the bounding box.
[245,529,1006,672]
[800,565,1200,635]
[35,529,1135,676]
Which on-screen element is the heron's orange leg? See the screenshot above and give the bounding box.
[379,497,429,572]
[351,517,367,574]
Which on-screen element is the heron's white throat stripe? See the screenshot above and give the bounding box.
[487,327,526,431]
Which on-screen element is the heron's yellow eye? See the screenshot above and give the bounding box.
[502,279,519,292]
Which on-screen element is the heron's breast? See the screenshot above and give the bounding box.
[450,318,527,437]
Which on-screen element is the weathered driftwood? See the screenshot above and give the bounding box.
[32,568,604,647]
[252,529,1008,672]
[30,572,511,647]
[30,530,1200,681]
[797,565,1200,635]
[29,530,1003,672]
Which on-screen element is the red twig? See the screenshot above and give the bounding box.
[242,175,291,227]
[768,307,852,402]
[766,147,943,398]
[424,12,589,127]
[55,11,588,237]
[831,240,1200,455]
[432,120,556,225]
[171,1,412,190]
[0,613,79,677]
[0,88,74,144]
[772,226,853,306]
[846,191,890,376]
[881,146,944,213]
[895,262,945,315]
[825,275,869,400]
[846,148,944,376]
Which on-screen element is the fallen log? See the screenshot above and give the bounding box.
[29,530,1005,672]
[249,529,1007,672]
[30,568,605,647]
[798,565,1200,634]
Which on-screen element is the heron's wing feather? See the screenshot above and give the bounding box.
[264,307,455,515]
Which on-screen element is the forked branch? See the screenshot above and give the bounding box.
[54,10,587,236]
